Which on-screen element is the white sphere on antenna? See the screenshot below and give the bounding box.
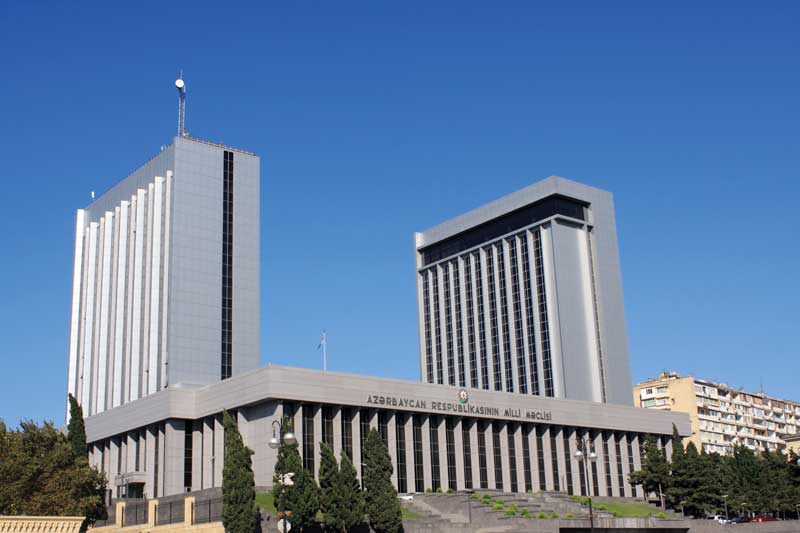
[175,78,185,89]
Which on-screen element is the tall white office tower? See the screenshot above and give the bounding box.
[67,136,260,417]
[415,176,632,405]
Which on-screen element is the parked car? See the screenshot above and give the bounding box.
[705,515,729,524]
[730,516,751,524]
[753,515,779,522]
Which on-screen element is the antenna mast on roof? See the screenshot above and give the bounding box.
[175,71,187,137]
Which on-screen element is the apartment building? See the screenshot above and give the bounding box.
[634,372,800,455]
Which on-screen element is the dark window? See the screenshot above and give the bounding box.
[419,195,587,266]
[341,407,353,459]
[591,432,600,496]
[522,425,533,492]
[360,409,370,485]
[563,428,575,495]
[378,411,389,446]
[603,432,613,496]
[536,427,547,490]
[430,416,441,491]
[615,433,626,497]
[412,416,424,492]
[396,414,407,493]
[462,420,473,489]
[478,422,488,488]
[117,436,123,472]
[452,261,465,387]
[445,418,457,490]
[486,249,502,391]
[423,273,433,382]
[492,423,503,489]
[134,431,140,471]
[507,425,518,492]
[322,406,334,447]
[521,234,540,395]
[221,151,234,380]
[550,428,561,492]
[303,405,315,476]
[509,238,528,393]
[533,229,554,396]
[464,257,479,388]
[184,421,193,490]
[627,435,636,494]
[443,266,455,386]
[153,425,161,497]
[497,244,514,392]
[433,270,443,384]
[475,254,490,390]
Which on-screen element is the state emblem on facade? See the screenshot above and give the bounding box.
[458,389,469,404]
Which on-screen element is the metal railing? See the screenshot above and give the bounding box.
[155,500,185,525]
[122,500,148,527]
[192,497,223,525]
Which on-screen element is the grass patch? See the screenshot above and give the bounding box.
[401,507,424,520]
[593,501,674,518]
[255,493,277,515]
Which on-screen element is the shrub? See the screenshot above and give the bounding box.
[527,489,533,494]
[521,509,532,518]
[493,498,504,505]
[481,495,492,504]
[470,493,480,500]
[612,511,621,518]
[550,512,559,518]
[446,488,454,494]
[536,489,543,494]
[492,502,504,511]
[435,487,443,493]
[566,513,575,518]
[657,512,667,519]
[505,508,516,517]
[536,512,548,519]
[425,487,432,493]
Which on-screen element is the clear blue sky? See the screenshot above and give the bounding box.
[1,1,798,426]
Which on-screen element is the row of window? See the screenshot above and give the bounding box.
[420,229,555,397]
[220,151,234,380]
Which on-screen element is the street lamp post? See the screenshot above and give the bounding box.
[722,494,729,522]
[575,437,598,530]
[269,419,297,533]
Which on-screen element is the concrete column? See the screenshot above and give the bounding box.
[437,417,449,490]
[292,404,303,454]
[312,404,322,478]
[514,425,526,492]
[213,416,224,488]
[607,432,620,497]
[403,415,415,492]
[594,432,608,497]
[469,420,481,489]
[108,437,120,494]
[498,423,510,491]
[201,418,213,490]
[618,433,632,498]
[126,432,137,472]
[421,416,432,490]
[555,427,568,493]
[484,423,496,489]
[191,423,202,492]
[163,419,184,496]
[250,401,280,489]
[145,427,156,498]
[541,426,554,490]
[529,426,542,491]
[387,412,398,488]
[631,433,643,498]
[352,409,361,481]
[453,418,465,491]
[332,406,343,459]
[568,428,581,495]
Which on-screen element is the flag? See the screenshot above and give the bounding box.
[317,331,326,350]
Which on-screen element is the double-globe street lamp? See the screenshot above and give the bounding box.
[269,420,297,533]
[575,437,598,530]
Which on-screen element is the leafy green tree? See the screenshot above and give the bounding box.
[363,429,403,533]
[66,394,87,458]
[328,450,365,532]
[629,435,670,507]
[291,467,320,531]
[221,411,256,533]
[318,441,339,521]
[666,425,688,510]
[0,418,106,529]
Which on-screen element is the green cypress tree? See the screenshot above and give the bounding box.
[666,424,687,510]
[66,394,87,458]
[291,467,320,531]
[330,450,365,532]
[318,441,339,521]
[363,429,403,533]
[221,411,257,533]
[272,416,303,522]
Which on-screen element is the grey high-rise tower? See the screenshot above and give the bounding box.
[415,176,632,405]
[67,136,260,417]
